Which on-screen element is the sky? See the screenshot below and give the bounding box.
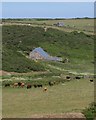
[2,2,94,18]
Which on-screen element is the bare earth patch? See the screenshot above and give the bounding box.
[0,70,48,76]
[0,70,11,76]
[30,113,85,118]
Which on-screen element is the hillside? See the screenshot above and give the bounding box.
[2,24,94,73]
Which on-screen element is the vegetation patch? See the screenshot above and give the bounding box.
[82,102,96,120]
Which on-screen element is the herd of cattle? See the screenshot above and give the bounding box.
[4,75,94,90]
[4,81,55,90]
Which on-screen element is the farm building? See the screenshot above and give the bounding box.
[53,22,64,27]
[29,47,62,62]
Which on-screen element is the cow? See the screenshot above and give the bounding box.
[21,82,25,88]
[27,84,32,89]
[5,83,10,87]
[18,82,22,86]
[13,83,18,87]
[75,76,81,79]
[37,84,43,88]
[49,82,54,86]
[66,76,70,79]
[53,81,56,84]
[90,80,93,82]
[43,87,47,92]
[34,84,37,88]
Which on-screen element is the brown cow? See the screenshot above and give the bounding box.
[21,82,25,88]
[27,84,32,89]
[13,83,18,87]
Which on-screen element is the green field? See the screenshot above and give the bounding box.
[2,19,94,118]
[2,78,94,118]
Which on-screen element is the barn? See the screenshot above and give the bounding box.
[29,47,62,62]
[53,22,64,27]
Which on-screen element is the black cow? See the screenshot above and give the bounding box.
[49,82,54,86]
[27,84,32,89]
[66,76,70,79]
[37,84,43,87]
[18,82,22,86]
[5,83,10,87]
[34,85,37,88]
[75,76,81,79]
[90,80,93,82]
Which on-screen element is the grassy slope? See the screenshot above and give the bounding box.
[2,25,94,73]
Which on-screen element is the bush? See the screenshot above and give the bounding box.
[82,102,96,120]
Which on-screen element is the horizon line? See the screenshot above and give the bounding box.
[1,17,95,19]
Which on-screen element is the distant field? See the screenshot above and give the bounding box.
[2,78,94,118]
[2,18,94,35]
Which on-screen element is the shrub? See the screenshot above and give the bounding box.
[82,102,96,120]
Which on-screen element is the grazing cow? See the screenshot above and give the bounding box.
[49,82,54,86]
[53,81,56,84]
[13,83,18,87]
[27,84,32,89]
[75,76,81,79]
[37,84,42,88]
[21,82,25,88]
[66,76,70,79]
[5,83,10,87]
[90,80,93,82]
[34,84,37,88]
[43,87,47,92]
[18,82,22,86]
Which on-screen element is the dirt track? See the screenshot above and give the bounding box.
[0,70,48,76]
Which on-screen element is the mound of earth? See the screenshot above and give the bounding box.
[0,70,12,76]
[0,70,48,76]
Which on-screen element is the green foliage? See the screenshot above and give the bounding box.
[83,102,96,120]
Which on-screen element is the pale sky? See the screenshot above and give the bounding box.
[2,2,94,18]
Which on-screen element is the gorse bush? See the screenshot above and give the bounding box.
[83,102,96,120]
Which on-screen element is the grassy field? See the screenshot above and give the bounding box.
[2,78,94,118]
[2,18,94,35]
[2,19,94,118]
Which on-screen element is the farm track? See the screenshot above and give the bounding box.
[0,70,48,76]
[47,64,94,76]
